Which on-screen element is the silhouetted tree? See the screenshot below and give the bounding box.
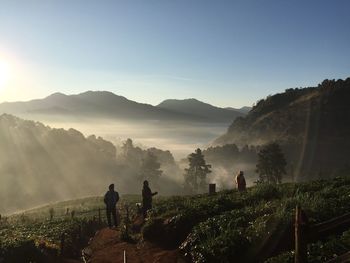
[49,208,55,221]
[184,148,212,193]
[139,151,162,184]
[121,138,144,164]
[256,142,286,184]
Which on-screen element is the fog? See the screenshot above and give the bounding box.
[207,164,257,191]
[1,114,258,215]
[41,118,229,160]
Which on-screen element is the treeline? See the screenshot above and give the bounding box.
[0,114,182,214]
[203,144,259,170]
[183,142,287,194]
[116,138,182,194]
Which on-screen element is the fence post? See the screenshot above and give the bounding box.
[209,184,216,195]
[78,224,82,242]
[60,233,65,257]
[98,208,101,225]
[125,205,130,233]
[295,205,307,263]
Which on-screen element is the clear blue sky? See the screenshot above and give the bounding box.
[0,0,349,107]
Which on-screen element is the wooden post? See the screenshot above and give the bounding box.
[60,233,65,257]
[209,184,216,195]
[124,250,127,263]
[98,208,101,225]
[125,205,129,234]
[78,224,82,242]
[295,205,307,263]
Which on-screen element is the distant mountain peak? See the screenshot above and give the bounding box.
[46,92,67,99]
[76,90,129,101]
[78,90,116,96]
[158,98,216,108]
[157,98,244,122]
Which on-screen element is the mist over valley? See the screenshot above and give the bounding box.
[1,2,350,261]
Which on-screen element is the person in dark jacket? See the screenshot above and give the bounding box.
[142,180,158,218]
[104,183,119,228]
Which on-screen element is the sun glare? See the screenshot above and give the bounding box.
[0,60,10,89]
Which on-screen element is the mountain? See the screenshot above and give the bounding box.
[157,98,244,123]
[225,106,252,114]
[0,91,243,123]
[215,78,350,180]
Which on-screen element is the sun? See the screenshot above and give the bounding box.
[0,60,11,88]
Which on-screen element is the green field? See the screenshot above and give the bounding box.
[0,194,146,262]
[2,178,350,262]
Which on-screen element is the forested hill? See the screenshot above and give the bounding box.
[157,98,244,122]
[0,114,183,214]
[215,78,350,179]
[0,114,119,214]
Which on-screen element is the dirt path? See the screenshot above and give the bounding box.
[82,228,185,263]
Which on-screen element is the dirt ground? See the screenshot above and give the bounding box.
[81,228,186,263]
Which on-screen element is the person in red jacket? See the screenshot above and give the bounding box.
[235,171,246,192]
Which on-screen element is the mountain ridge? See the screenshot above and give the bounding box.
[0,91,245,123]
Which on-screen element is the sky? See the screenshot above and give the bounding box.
[0,0,349,108]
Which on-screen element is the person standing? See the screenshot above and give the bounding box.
[142,180,158,218]
[104,183,119,228]
[235,171,246,192]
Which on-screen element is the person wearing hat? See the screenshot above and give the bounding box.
[142,180,158,218]
[104,183,119,228]
[235,171,246,192]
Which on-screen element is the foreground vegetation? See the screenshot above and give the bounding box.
[0,195,141,262]
[143,176,350,262]
[2,177,350,262]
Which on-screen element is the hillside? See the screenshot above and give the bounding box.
[0,91,242,123]
[157,98,244,122]
[0,114,185,214]
[215,78,350,179]
[142,177,350,263]
[0,114,120,214]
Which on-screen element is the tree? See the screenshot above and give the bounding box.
[256,142,286,184]
[121,138,143,164]
[184,148,212,193]
[122,138,134,158]
[139,151,162,184]
[49,208,55,221]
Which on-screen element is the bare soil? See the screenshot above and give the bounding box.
[82,228,186,263]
